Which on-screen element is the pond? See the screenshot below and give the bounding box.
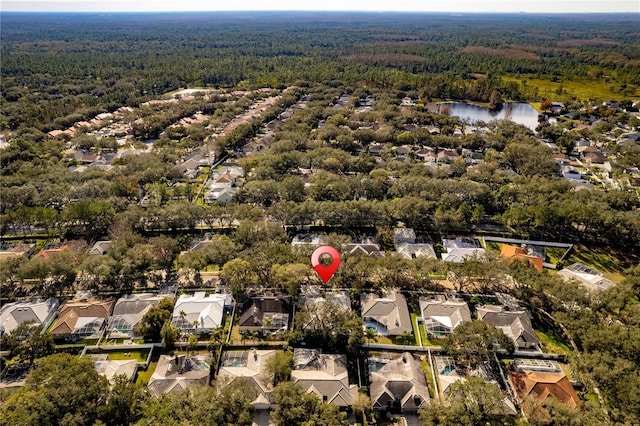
[430,102,542,130]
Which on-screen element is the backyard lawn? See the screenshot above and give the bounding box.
[107,350,150,363]
[563,244,636,282]
[535,330,572,356]
[135,361,157,385]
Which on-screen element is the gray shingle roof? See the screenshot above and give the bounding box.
[361,291,412,335]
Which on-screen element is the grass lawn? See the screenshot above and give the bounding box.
[564,244,636,282]
[535,330,571,356]
[135,361,157,386]
[545,247,569,265]
[559,363,574,381]
[107,350,150,363]
[391,333,417,347]
[74,338,99,346]
[421,359,437,399]
[485,241,501,252]
[504,75,640,101]
[411,313,427,346]
[428,337,447,348]
[374,336,393,345]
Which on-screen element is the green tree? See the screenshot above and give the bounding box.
[134,378,256,426]
[271,381,347,426]
[419,377,513,426]
[0,353,109,426]
[265,350,293,386]
[149,235,179,274]
[99,375,147,426]
[220,258,258,298]
[139,297,175,342]
[0,321,53,365]
[444,320,514,369]
[161,321,180,350]
[352,392,372,424]
[270,263,313,297]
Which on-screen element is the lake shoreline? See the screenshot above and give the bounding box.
[426,101,542,130]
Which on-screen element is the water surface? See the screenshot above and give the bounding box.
[432,102,541,130]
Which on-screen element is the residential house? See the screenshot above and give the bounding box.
[393,228,417,246]
[0,297,60,335]
[367,143,387,157]
[91,354,138,384]
[218,349,277,408]
[238,294,291,335]
[556,262,615,292]
[582,150,606,165]
[172,292,231,334]
[75,151,100,165]
[356,96,376,113]
[343,236,384,258]
[291,234,326,252]
[204,186,237,203]
[437,149,459,163]
[561,165,582,180]
[618,131,640,145]
[393,228,437,260]
[0,243,36,262]
[400,97,415,107]
[241,139,271,156]
[415,147,436,162]
[550,102,566,115]
[477,305,541,352]
[361,291,411,336]
[397,242,436,260]
[175,156,202,179]
[440,238,486,263]
[148,355,210,397]
[88,241,111,256]
[48,129,66,138]
[419,297,471,338]
[434,356,518,415]
[461,149,485,165]
[299,286,351,311]
[392,145,413,156]
[298,287,351,330]
[34,240,70,260]
[50,297,115,342]
[204,164,244,203]
[509,366,580,408]
[426,126,441,135]
[369,352,430,414]
[500,245,544,272]
[433,356,466,397]
[107,293,169,339]
[291,349,358,407]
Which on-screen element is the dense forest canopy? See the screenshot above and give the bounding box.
[2,12,640,132]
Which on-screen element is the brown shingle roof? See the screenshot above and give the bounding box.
[509,371,580,407]
[51,297,114,337]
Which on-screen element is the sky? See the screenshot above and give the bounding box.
[2,0,639,13]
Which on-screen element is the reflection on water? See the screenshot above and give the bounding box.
[431,102,541,130]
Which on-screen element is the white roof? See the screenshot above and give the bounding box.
[172,293,230,330]
[0,298,60,334]
[431,315,453,328]
[441,248,486,263]
[94,359,138,384]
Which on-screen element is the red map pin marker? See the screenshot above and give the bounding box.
[311,246,341,284]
